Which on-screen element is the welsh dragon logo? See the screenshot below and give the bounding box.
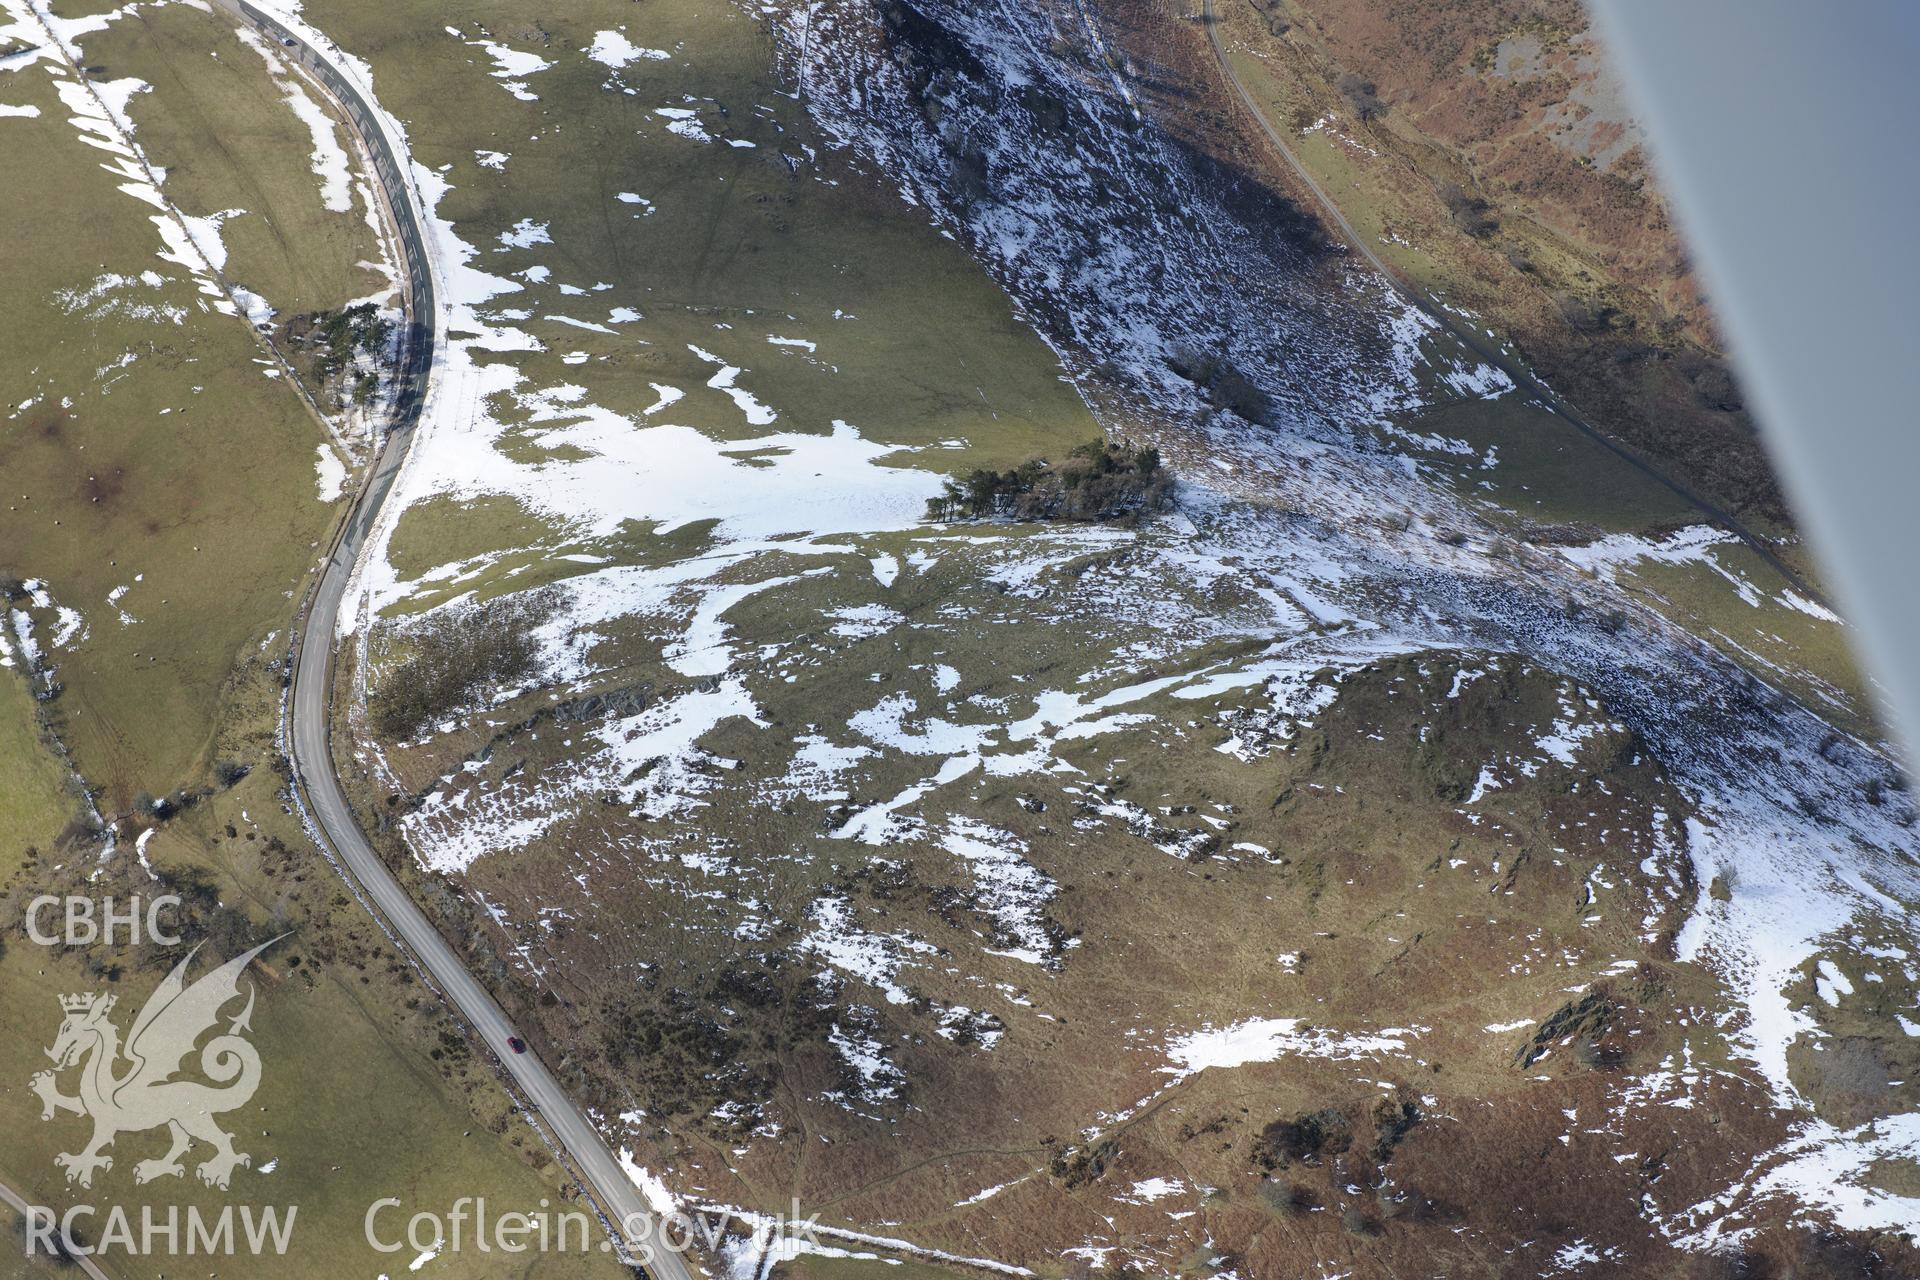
[31,938,281,1190]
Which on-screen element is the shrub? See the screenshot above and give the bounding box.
[1516,990,1614,1067]
[13,1205,83,1262]
[370,592,555,740]
[1341,1208,1380,1236]
[206,906,263,962]
[1259,1180,1315,1216]
[1790,1230,1887,1278]
[1555,292,1613,334]
[1575,1033,1628,1071]
[1206,367,1272,423]
[1251,1107,1352,1169]
[1683,356,1743,412]
[1250,0,1291,36]
[1439,180,1496,237]
[1685,1248,1769,1279]
[1049,1137,1119,1189]
[1370,1096,1422,1160]
[599,971,799,1125]
[1167,349,1273,424]
[1336,72,1384,121]
[1377,1185,1434,1224]
[950,144,991,204]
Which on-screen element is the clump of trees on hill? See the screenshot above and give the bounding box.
[1439,180,1497,238]
[1336,72,1384,121]
[1167,349,1274,424]
[924,440,1173,523]
[370,592,555,740]
[285,302,393,409]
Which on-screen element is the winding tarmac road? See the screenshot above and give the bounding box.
[210,4,695,1276]
[1196,0,1820,602]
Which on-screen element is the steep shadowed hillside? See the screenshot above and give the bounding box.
[1096,0,1795,540]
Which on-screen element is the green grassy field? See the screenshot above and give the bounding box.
[0,1230,73,1279]
[0,934,627,1280]
[103,1,391,320]
[1593,540,1875,738]
[0,673,75,869]
[0,27,337,813]
[1393,391,1699,535]
[1385,384,1874,736]
[0,655,626,1279]
[0,9,628,1274]
[392,0,1087,459]
[289,0,1097,618]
